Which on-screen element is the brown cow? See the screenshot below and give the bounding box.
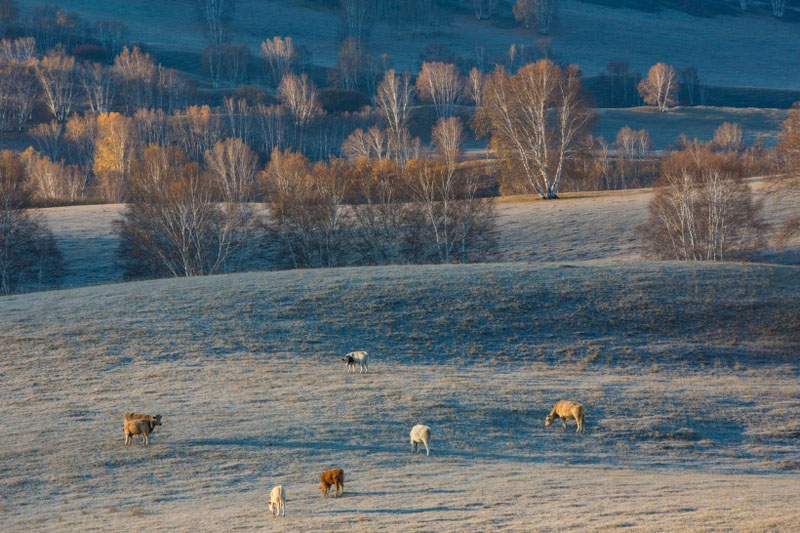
[124,412,152,422]
[123,414,162,446]
[320,468,344,497]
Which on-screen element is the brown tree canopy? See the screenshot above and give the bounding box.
[638,63,679,112]
[474,60,594,199]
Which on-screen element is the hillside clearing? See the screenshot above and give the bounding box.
[1,262,799,531]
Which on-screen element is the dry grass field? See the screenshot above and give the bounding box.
[1,263,799,531]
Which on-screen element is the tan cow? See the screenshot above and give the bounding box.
[267,485,285,517]
[123,414,162,446]
[545,401,585,433]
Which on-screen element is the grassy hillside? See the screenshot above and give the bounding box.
[21,0,800,90]
[32,180,800,292]
[2,262,799,531]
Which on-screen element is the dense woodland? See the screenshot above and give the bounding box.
[0,0,798,293]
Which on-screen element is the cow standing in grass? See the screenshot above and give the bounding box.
[545,401,585,433]
[342,351,369,374]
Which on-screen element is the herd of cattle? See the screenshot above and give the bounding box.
[122,351,586,518]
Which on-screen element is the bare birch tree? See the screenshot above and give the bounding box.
[205,137,259,202]
[278,73,321,126]
[641,144,766,261]
[468,67,484,107]
[34,47,77,122]
[472,0,498,20]
[260,36,298,86]
[0,150,62,294]
[117,145,254,278]
[81,62,116,113]
[712,122,744,153]
[638,63,679,112]
[375,69,414,160]
[474,61,594,199]
[416,62,464,119]
[513,0,558,35]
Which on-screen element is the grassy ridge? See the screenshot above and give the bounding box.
[4,262,798,365]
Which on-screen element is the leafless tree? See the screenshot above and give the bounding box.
[132,108,169,147]
[406,153,494,263]
[468,67,484,107]
[112,46,157,111]
[712,122,744,153]
[342,126,391,160]
[641,143,766,261]
[254,103,291,155]
[31,6,82,52]
[513,0,559,35]
[223,97,255,148]
[0,150,62,294]
[771,0,786,17]
[614,127,652,189]
[81,62,116,113]
[34,47,77,122]
[205,137,259,202]
[171,105,224,162]
[472,0,498,20]
[260,36,299,86]
[375,69,414,159]
[416,62,464,119]
[155,65,194,113]
[0,37,35,62]
[31,120,63,161]
[341,0,373,43]
[0,59,35,131]
[201,0,235,46]
[21,147,84,202]
[474,61,594,199]
[203,42,250,88]
[681,67,700,106]
[638,63,679,112]
[261,149,348,268]
[117,146,254,278]
[278,73,321,126]
[334,37,366,91]
[94,19,129,57]
[348,158,418,264]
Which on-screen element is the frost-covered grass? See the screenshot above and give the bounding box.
[1,262,799,530]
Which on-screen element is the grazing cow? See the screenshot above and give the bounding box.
[545,400,585,433]
[320,468,344,497]
[410,424,432,455]
[123,414,162,446]
[341,351,369,374]
[124,412,152,422]
[267,485,285,517]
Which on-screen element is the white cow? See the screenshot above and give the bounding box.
[410,424,432,456]
[267,485,285,517]
[342,351,369,374]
